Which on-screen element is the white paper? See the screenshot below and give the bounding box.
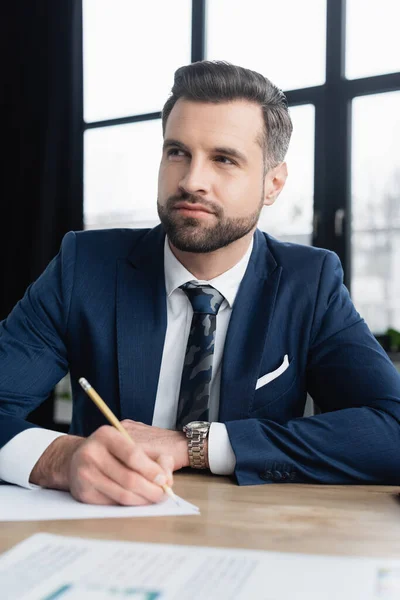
[1,534,400,600]
[0,484,199,521]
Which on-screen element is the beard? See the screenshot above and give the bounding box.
[157,191,264,253]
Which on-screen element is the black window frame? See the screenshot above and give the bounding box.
[80,0,400,295]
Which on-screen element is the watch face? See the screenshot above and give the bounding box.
[185,421,210,432]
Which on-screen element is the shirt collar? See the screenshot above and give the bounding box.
[164,235,254,309]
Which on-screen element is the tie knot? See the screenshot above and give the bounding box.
[180,281,225,315]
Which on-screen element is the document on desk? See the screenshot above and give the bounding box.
[1,534,400,600]
[0,485,199,521]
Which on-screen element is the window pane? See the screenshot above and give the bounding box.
[258,104,315,245]
[83,0,191,122]
[206,0,326,91]
[346,0,400,79]
[84,121,162,229]
[351,92,400,334]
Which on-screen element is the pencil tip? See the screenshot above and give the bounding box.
[163,485,180,505]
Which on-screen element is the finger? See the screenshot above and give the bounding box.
[121,419,145,427]
[74,467,152,507]
[93,473,155,506]
[156,455,174,487]
[72,449,156,506]
[70,435,152,505]
[120,419,135,426]
[98,427,171,488]
[71,485,119,506]
[91,447,165,504]
[70,462,120,506]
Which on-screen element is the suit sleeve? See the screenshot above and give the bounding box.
[0,232,76,447]
[225,252,400,485]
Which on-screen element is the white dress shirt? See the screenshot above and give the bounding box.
[0,235,253,488]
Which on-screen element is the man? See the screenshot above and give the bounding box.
[1,61,400,506]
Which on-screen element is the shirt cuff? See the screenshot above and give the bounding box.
[0,429,66,489]
[208,422,236,475]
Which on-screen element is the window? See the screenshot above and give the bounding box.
[84,120,162,230]
[83,0,191,122]
[206,0,326,91]
[259,104,315,245]
[346,0,400,80]
[351,91,400,333]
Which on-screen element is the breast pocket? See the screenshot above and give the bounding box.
[249,356,297,416]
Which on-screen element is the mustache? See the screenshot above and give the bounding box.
[165,192,221,216]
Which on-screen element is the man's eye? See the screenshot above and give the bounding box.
[167,149,186,159]
[215,156,234,165]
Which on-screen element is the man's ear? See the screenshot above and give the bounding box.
[263,162,288,207]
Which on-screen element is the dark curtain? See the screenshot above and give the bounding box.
[0,1,83,428]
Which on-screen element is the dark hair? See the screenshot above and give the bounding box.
[162,60,293,171]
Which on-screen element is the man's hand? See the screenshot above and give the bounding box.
[29,427,174,506]
[120,420,192,470]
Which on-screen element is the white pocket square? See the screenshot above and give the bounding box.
[256,355,290,390]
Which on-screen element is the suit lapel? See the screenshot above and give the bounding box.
[219,230,282,421]
[116,226,167,425]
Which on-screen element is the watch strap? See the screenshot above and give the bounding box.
[184,424,210,469]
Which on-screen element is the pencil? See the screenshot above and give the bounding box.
[78,377,179,505]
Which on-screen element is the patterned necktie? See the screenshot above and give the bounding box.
[175,281,225,430]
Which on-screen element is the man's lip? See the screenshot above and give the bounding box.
[174,202,214,214]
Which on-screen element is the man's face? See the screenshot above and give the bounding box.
[157,99,273,253]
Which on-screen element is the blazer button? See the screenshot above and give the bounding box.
[260,470,273,481]
[272,470,282,481]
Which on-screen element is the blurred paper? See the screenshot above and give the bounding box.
[1,533,400,600]
[0,485,199,521]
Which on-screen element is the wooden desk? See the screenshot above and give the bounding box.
[2,472,400,557]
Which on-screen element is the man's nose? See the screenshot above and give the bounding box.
[179,160,211,196]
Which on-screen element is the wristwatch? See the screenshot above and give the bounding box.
[182,421,211,469]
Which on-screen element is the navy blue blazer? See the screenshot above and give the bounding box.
[1,225,400,485]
